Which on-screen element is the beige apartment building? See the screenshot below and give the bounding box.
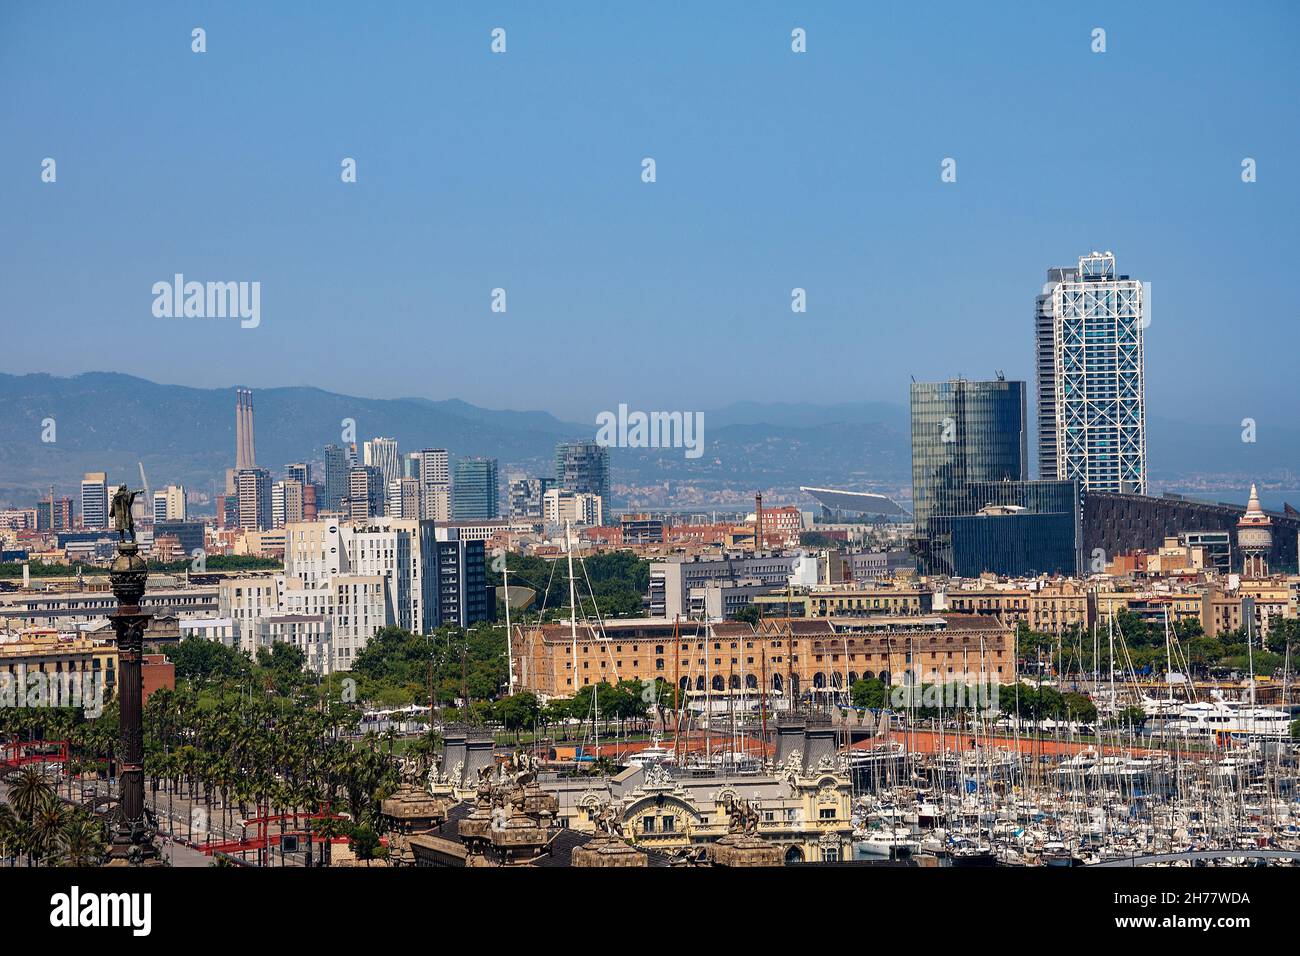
[943,587,1032,626]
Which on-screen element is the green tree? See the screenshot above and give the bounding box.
[347,823,385,862]
[495,692,540,740]
[165,637,253,683]
[850,677,887,710]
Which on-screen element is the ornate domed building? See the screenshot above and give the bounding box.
[1237,484,1272,577]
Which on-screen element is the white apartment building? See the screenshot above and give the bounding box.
[253,614,333,675]
[438,519,534,543]
[272,479,304,529]
[543,489,603,527]
[281,575,390,669]
[152,485,187,522]
[418,448,451,522]
[179,617,238,649]
[285,517,424,633]
[218,576,284,646]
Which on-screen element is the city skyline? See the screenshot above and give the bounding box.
[4,0,1300,902]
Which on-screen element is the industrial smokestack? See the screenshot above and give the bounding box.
[244,389,256,468]
[235,388,257,470]
[235,389,247,471]
[755,492,763,555]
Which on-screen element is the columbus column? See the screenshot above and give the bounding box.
[106,484,161,865]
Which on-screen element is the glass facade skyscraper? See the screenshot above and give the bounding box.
[452,457,499,520]
[555,440,610,502]
[1034,265,1077,480]
[949,479,1082,578]
[910,378,1027,574]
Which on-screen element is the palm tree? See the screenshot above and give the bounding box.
[30,798,68,866]
[57,815,104,867]
[7,766,55,822]
[0,803,18,867]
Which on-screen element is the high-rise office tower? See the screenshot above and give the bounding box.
[286,462,311,486]
[235,468,273,531]
[235,388,257,470]
[388,477,421,520]
[323,444,349,511]
[80,472,109,529]
[452,457,499,520]
[508,476,554,519]
[217,493,240,529]
[347,466,385,521]
[1034,265,1078,480]
[151,484,187,522]
[1049,251,1147,494]
[38,494,74,531]
[417,448,451,521]
[272,479,304,528]
[910,377,1027,574]
[363,437,400,494]
[556,440,610,502]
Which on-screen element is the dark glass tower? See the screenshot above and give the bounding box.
[910,377,1027,574]
[452,457,500,520]
[323,443,349,511]
[555,440,610,502]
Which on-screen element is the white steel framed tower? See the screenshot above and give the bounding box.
[1052,251,1147,494]
[1034,265,1077,480]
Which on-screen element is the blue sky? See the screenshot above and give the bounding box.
[2,1,1296,424]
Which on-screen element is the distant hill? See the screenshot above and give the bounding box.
[0,372,1291,509]
[0,372,580,505]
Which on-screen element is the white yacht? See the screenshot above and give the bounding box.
[854,826,918,858]
[1168,701,1292,739]
[625,735,676,767]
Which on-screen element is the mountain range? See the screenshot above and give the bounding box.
[0,372,1293,509]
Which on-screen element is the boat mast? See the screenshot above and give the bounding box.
[1164,605,1173,707]
[673,614,681,767]
[705,622,713,765]
[1107,601,1115,713]
[760,645,769,767]
[503,528,514,696]
[566,521,582,759]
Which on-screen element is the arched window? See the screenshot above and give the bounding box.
[830,673,843,689]
[679,676,690,692]
[813,672,826,689]
[848,672,859,685]
[745,673,758,689]
[696,675,705,691]
[712,675,725,691]
[784,846,804,864]
[772,673,783,693]
[729,675,740,690]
